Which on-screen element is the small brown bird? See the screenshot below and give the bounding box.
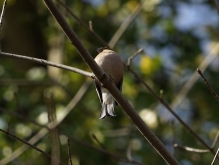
[94,47,124,119]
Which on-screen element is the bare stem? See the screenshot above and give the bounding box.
[212,131,219,148]
[197,68,219,101]
[0,52,94,78]
[212,147,219,165]
[92,134,106,149]
[127,48,143,67]
[56,0,109,48]
[0,0,7,51]
[0,128,65,165]
[67,139,73,165]
[174,144,209,153]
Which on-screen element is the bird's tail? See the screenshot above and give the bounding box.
[99,103,116,119]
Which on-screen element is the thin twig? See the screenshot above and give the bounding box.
[92,134,106,149]
[197,68,219,101]
[211,131,219,148]
[127,48,143,67]
[212,147,219,165]
[56,0,109,48]
[67,139,73,165]
[174,144,209,153]
[0,52,94,78]
[0,0,7,51]
[174,130,219,154]
[0,128,65,165]
[171,120,175,155]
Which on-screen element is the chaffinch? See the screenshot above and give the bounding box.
[94,48,124,119]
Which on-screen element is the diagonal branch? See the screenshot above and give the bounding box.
[56,0,109,48]
[212,147,219,165]
[0,128,65,165]
[43,0,180,164]
[197,68,219,101]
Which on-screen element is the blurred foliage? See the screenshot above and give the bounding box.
[0,0,219,165]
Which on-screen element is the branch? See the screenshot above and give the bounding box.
[211,131,219,148]
[127,48,143,67]
[67,139,73,165]
[92,134,106,149]
[0,0,7,51]
[174,144,209,153]
[197,68,219,101]
[0,52,94,78]
[56,0,109,48]
[212,147,219,165]
[0,128,65,165]
[43,0,180,164]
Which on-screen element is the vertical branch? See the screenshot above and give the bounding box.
[45,91,60,165]
[0,0,7,51]
[67,139,73,165]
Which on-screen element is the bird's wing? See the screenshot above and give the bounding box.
[115,77,123,106]
[95,81,103,104]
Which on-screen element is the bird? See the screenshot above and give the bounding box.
[94,47,124,119]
